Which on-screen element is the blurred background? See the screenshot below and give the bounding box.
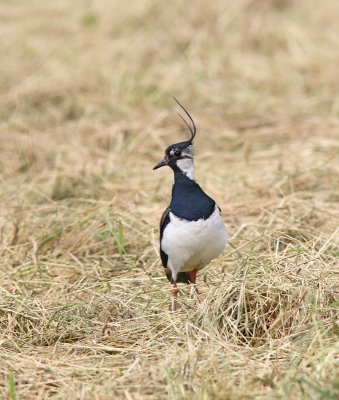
[0,0,338,399]
[1,0,338,249]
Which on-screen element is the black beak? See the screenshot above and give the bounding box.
[153,159,168,170]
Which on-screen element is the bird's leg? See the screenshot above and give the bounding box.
[172,281,179,311]
[190,269,197,284]
[190,269,199,295]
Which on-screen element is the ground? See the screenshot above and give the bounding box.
[0,0,338,399]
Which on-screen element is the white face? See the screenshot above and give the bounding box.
[175,145,195,180]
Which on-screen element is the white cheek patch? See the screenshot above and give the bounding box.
[177,157,195,180]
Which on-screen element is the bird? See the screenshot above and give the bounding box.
[153,98,228,311]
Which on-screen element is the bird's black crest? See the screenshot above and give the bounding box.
[173,97,196,142]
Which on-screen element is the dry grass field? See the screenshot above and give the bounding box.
[0,0,338,399]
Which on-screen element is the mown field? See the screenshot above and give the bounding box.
[0,0,338,399]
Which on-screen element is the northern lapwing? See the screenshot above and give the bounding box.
[153,98,228,311]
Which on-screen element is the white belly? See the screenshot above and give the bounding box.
[161,205,228,281]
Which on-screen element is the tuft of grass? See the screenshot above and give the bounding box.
[80,12,99,27]
[299,378,338,400]
[107,219,127,256]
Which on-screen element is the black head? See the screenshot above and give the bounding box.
[153,98,196,171]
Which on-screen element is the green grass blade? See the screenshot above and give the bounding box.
[8,372,16,400]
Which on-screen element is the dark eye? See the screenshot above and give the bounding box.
[174,150,181,157]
